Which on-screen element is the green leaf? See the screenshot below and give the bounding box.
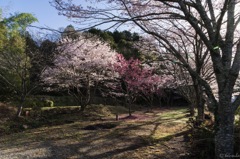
[3,13,38,32]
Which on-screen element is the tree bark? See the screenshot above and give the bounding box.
[215,113,234,159]
[215,97,235,159]
[189,104,195,116]
[196,96,205,121]
[193,80,205,121]
[79,75,91,112]
[128,104,132,117]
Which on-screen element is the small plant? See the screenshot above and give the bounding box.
[24,97,46,108]
[45,100,54,107]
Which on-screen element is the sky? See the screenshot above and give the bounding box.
[0,0,77,31]
[0,0,135,33]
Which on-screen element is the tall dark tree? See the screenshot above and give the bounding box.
[87,28,141,59]
[61,25,80,39]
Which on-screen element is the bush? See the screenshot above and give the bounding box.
[24,97,45,108]
[24,97,55,108]
[44,100,54,107]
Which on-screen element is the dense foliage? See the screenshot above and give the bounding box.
[87,28,140,59]
[0,13,38,116]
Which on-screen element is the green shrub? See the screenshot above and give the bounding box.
[24,97,45,108]
[44,99,54,107]
[24,98,37,108]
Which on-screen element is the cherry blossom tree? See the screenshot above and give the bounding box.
[135,34,215,118]
[115,54,144,116]
[42,34,117,111]
[146,15,216,121]
[114,54,174,116]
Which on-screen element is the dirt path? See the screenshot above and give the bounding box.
[0,108,190,159]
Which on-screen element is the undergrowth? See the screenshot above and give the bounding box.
[187,117,215,159]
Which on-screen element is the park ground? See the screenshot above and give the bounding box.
[0,104,193,159]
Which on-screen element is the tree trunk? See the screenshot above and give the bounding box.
[80,75,91,112]
[80,104,87,112]
[193,80,205,121]
[86,75,91,105]
[158,96,162,107]
[125,94,132,117]
[197,101,205,121]
[148,94,153,112]
[16,95,25,117]
[189,104,195,116]
[215,98,235,159]
[16,104,23,117]
[128,104,132,116]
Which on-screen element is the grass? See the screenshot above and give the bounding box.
[1,102,240,159]
[0,104,191,158]
[0,104,131,135]
[142,108,189,144]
